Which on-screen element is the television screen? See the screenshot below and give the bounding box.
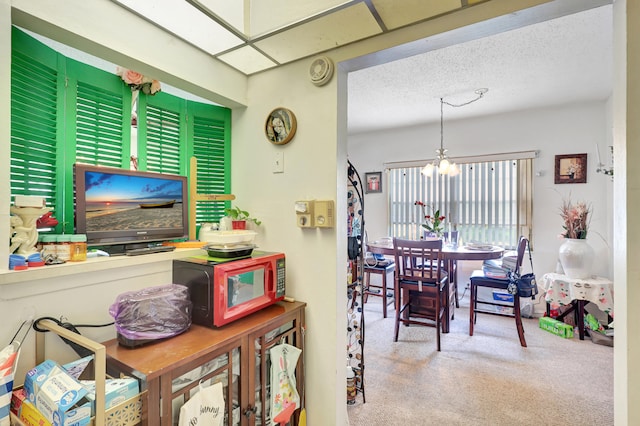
[74,163,188,250]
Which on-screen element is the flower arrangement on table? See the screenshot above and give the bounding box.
[559,197,592,239]
[415,201,446,236]
[116,67,161,95]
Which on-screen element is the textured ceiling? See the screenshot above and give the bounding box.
[107,1,612,134]
[347,5,613,133]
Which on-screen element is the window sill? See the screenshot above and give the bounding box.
[0,248,205,300]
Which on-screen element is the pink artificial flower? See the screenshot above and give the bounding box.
[122,69,144,85]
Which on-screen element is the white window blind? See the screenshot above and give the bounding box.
[388,155,533,249]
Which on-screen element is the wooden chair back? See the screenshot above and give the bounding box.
[393,237,445,288]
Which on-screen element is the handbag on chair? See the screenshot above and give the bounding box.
[507,241,538,299]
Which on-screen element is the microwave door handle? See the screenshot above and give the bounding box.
[267,266,275,296]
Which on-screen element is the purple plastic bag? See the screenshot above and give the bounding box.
[109,284,192,346]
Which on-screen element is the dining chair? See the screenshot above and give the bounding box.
[363,256,396,318]
[422,230,460,314]
[392,237,448,351]
[469,237,528,347]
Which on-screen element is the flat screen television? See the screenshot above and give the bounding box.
[74,163,188,253]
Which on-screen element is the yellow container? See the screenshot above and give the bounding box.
[70,234,87,261]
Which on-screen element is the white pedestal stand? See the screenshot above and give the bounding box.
[9,206,51,257]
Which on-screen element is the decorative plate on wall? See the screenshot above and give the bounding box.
[265,108,297,145]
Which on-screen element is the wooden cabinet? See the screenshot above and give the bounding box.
[103,301,306,426]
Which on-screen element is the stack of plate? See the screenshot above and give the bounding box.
[200,230,257,245]
[465,241,494,250]
[204,243,256,258]
[201,230,258,258]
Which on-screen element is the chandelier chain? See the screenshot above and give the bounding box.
[442,90,486,108]
[423,88,487,177]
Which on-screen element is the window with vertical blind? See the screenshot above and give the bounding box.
[10,26,231,235]
[387,153,534,249]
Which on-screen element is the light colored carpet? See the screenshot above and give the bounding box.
[347,292,613,426]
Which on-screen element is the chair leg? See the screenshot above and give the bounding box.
[394,281,400,342]
[514,295,527,347]
[381,273,387,318]
[469,282,475,336]
[363,270,370,304]
[453,262,460,308]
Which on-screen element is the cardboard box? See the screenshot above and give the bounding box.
[493,291,514,303]
[10,388,27,416]
[81,378,140,415]
[24,360,63,402]
[35,371,91,426]
[62,356,94,381]
[19,400,52,426]
[539,316,574,338]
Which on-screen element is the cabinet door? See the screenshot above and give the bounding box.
[168,346,241,426]
[247,318,303,425]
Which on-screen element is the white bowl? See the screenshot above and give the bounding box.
[200,230,257,245]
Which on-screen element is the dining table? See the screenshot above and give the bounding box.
[366,239,504,333]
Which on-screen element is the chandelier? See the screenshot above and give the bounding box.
[421,88,488,177]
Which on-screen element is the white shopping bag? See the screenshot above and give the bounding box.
[269,343,301,426]
[178,381,225,426]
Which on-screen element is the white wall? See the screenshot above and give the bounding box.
[230,60,346,423]
[349,102,612,280]
[2,0,638,424]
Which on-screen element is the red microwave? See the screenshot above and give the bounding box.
[172,252,285,327]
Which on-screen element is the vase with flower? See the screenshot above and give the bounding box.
[558,197,594,278]
[415,201,446,239]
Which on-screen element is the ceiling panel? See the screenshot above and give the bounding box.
[113,0,245,54]
[254,2,382,63]
[249,0,354,38]
[190,0,246,35]
[218,46,278,75]
[371,0,463,30]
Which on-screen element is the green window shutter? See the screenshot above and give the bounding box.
[188,101,231,223]
[60,58,131,233]
[141,94,231,225]
[67,58,131,168]
[10,27,61,225]
[140,92,186,175]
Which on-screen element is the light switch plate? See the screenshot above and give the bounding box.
[273,152,284,173]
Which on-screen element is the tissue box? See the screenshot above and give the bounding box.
[539,316,574,338]
[35,370,91,426]
[24,360,63,402]
[62,356,94,381]
[81,378,140,415]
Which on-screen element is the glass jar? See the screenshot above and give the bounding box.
[56,234,72,261]
[41,234,58,258]
[70,234,87,261]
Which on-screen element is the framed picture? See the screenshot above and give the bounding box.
[365,172,382,193]
[265,107,297,145]
[555,153,587,184]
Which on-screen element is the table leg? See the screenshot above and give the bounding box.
[146,379,160,426]
[576,300,587,340]
[449,259,459,308]
[443,279,450,333]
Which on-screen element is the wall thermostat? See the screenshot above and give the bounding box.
[295,200,335,228]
